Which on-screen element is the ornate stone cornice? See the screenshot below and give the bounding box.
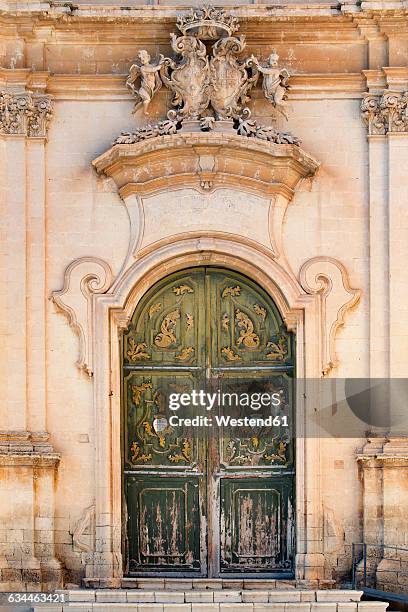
[361,90,408,135]
[0,91,53,137]
[93,129,319,199]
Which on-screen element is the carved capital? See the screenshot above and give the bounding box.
[361,90,408,135]
[361,93,386,135]
[51,257,113,376]
[299,257,361,376]
[0,91,53,138]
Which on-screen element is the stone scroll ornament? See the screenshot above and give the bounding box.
[119,5,297,145]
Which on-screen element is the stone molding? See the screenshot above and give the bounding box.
[2,3,408,25]
[299,257,361,376]
[357,437,408,461]
[0,91,53,138]
[361,90,408,135]
[0,430,55,454]
[0,453,60,467]
[44,73,365,100]
[51,257,114,377]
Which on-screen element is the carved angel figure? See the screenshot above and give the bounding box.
[253,51,290,119]
[126,50,165,114]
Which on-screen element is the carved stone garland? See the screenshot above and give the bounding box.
[121,6,297,145]
[361,91,408,135]
[0,91,53,137]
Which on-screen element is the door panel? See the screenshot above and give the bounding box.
[209,270,293,367]
[127,476,201,571]
[124,372,202,469]
[123,267,295,576]
[123,270,206,367]
[215,373,294,470]
[220,478,295,572]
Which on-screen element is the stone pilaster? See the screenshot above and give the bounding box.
[0,89,53,433]
[361,76,408,407]
[0,88,59,590]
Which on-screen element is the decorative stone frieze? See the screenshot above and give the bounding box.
[115,115,300,146]
[0,91,53,137]
[361,90,408,135]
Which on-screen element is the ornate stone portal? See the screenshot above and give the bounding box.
[122,5,296,145]
[51,5,362,587]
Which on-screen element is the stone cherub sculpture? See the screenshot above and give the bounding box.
[252,50,290,119]
[126,50,165,115]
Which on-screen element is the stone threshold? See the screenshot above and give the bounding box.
[58,589,365,603]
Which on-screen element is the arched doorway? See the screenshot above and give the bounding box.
[122,267,295,577]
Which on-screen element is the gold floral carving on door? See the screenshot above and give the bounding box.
[122,268,295,576]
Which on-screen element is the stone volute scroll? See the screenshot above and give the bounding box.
[51,257,113,377]
[299,257,361,376]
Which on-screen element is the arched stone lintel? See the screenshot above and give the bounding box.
[108,235,309,334]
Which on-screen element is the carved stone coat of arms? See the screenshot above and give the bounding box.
[120,5,298,145]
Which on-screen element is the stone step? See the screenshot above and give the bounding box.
[32,591,390,612]
[57,589,365,604]
[32,602,390,612]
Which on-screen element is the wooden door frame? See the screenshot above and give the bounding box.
[86,234,327,585]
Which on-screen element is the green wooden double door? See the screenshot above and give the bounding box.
[122,268,295,576]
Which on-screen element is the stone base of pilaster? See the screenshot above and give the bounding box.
[0,432,61,591]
